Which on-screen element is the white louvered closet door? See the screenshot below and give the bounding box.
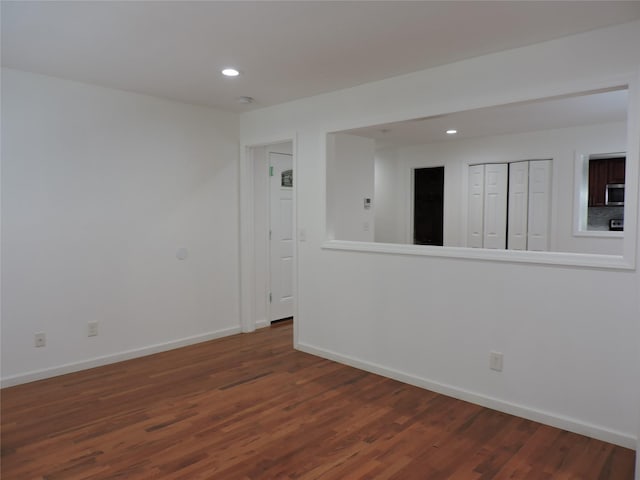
[527,160,552,251]
[483,163,508,249]
[467,164,485,248]
[508,161,529,250]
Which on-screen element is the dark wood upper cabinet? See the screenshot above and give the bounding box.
[588,157,626,207]
[607,157,625,184]
[588,160,607,206]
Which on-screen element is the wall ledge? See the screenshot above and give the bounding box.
[322,240,634,270]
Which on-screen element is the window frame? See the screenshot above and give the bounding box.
[323,76,639,270]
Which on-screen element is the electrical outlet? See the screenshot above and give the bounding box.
[489,351,503,372]
[34,332,46,348]
[88,321,99,337]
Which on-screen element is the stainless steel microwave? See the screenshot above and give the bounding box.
[605,183,625,206]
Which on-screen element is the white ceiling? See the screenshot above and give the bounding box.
[2,1,640,112]
[342,88,628,147]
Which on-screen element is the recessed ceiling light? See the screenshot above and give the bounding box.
[446,129,458,135]
[222,68,240,77]
[236,96,254,104]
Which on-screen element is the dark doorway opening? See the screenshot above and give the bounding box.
[414,166,444,246]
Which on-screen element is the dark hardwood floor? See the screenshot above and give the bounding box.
[1,321,635,479]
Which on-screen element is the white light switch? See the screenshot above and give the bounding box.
[489,351,503,372]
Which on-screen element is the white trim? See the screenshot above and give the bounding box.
[269,138,301,347]
[261,154,271,326]
[297,342,636,450]
[322,239,633,270]
[1,326,241,388]
[404,161,412,244]
[255,319,270,329]
[574,152,590,236]
[623,70,640,271]
[408,166,415,243]
[573,230,624,238]
[291,138,299,349]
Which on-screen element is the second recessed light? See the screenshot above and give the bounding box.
[222,68,240,77]
[446,129,458,135]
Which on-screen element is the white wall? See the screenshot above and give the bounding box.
[240,21,640,448]
[375,122,626,255]
[374,147,403,243]
[1,69,241,385]
[326,133,375,241]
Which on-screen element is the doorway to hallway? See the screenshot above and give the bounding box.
[244,140,296,331]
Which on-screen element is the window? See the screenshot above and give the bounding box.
[574,153,626,237]
[325,83,636,269]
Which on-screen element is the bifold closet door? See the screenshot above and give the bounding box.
[528,160,552,251]
[467,164,485,248]
[508,161,529,250]
[483,163,508,249]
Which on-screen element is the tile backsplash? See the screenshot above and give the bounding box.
[587,206,624,231]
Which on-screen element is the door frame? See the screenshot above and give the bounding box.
[239,135,298,346]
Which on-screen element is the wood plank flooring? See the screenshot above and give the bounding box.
[1,321,635,479]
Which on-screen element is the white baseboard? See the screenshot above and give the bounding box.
[297,342,637,450]
[1,325,242,388]
[255,319,270,329]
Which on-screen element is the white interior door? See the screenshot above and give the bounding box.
[467,164,485,248]
[269,152,294,321]
[508,161,529,250]
[528,159,552,251]
[483,163,508,249]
